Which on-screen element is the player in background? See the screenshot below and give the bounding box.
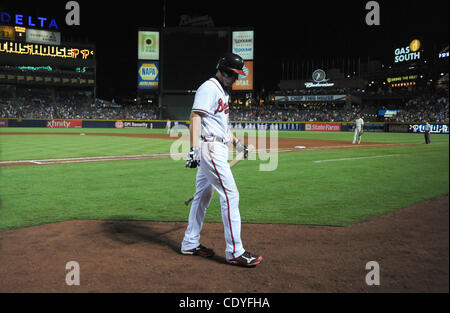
[352,114,364,144]
[181,52,263,267]
[424,122,431,144]
[165,119,171,134]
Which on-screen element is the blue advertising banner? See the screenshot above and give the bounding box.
[409,123,449,134]
[137,61,159,90]
[7,119,47,127]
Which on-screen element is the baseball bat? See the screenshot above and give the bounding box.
[184,144,254,206]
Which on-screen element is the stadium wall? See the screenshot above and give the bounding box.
[0,118,448,134]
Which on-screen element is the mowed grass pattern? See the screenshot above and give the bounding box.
[0,134,175,161]
[0,128,448,230]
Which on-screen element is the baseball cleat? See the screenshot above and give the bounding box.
[227,251,263,267]
[181,244,215,258]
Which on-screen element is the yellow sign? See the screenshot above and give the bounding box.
[0,40,94,60]
[409,39,421,52]
[387,75,418,83]
[139,63,159,80]
[0,26,14,40]
[138,62,159,89]
[391,81,416,87]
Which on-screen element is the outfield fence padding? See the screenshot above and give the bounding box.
[0,118,448,134]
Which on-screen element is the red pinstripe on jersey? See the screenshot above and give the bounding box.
[208,143,236,258]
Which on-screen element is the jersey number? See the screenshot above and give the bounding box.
[214,98,229,114]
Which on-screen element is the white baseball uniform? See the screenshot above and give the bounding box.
[181,77,245,261]
[353,117,364,144]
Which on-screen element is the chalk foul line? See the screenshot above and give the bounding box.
[0,149,291,166]
[313,154,398,163]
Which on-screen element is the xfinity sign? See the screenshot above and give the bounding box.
[394,39,421,63]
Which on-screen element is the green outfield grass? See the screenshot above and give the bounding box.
[0,128,448,231]
[0,134,175,161]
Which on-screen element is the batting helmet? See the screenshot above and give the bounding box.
[216,52,245,77]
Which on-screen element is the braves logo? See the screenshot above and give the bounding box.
[214,98,229,114]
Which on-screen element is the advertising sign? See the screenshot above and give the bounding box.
[232,61,253,91]
[0,119,8,127]
[0,40,94,60]
[0,11,58,29]
[304,69,335,88]
[138,31,159,60]
[138,61,159,89]
[232,30,254,60]
[305,123,341,132]
[378,109,400,117]
[274,95,347,102]
[46,119,82,128]
[26,29,61,45]
[0,26,14,40]
[394,39,422,63]
[409,124,449,134]
[123,121,148,128]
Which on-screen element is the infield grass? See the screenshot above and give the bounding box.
[0,128,448,230]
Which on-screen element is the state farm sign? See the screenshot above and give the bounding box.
[305,123,341,132]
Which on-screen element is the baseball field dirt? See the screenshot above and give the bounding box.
[0,194,448,293]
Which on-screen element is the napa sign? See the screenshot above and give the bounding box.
[0,11,58,29]
[138,61,159,90]
[394,39,421,63]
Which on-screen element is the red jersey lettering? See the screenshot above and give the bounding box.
[214,98,229,114]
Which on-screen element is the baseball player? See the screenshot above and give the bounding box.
[181,52,263,267]
[424,122,431,144]
[352,114,364,144]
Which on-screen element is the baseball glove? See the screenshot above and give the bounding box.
[359,129,364,135]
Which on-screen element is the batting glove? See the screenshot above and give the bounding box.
[185,146,201,168]
[235,140,248,159]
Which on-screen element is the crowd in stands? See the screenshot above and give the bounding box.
[229,102,363,122]
[383,94,448,123]
[273,87,356,96]
[376,87,449,123]
[0,100,160,121]
[0,88,160,120]
[1,85,448,123]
